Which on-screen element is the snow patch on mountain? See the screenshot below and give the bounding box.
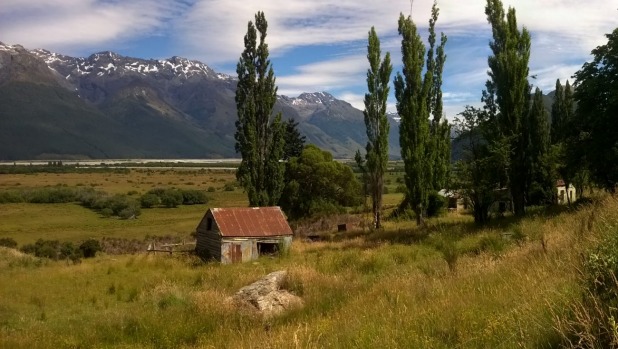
[28,47,235,81]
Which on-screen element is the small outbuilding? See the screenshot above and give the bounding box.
[556,179,577,204]
[195,206,293,264]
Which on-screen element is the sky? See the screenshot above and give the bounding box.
[1,0,616,119]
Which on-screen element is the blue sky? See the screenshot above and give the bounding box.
[1,0,616,119]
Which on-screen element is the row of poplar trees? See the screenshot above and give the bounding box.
[357,1,450,228]
[233,2,618,227]
[456,0,618,225]
[233,5,451,229]
[454,0,562,224]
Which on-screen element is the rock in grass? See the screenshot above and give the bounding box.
[229,270,303,318]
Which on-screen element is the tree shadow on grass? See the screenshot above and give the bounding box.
[309,202,585,249]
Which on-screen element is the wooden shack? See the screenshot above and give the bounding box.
[195,207,293,264]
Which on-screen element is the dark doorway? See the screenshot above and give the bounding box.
[257,242,279,256]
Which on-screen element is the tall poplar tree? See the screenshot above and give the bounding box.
[428,2,450,191]
[362,27,392,229]
[484,0,531,216]
[395,1,448,225]
[395,13,432,226]
[235,11,285,207]
[526,87,553,204]
[551,79,572,203]
[551,80,566,144]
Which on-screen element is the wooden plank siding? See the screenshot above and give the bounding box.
[196,230,221,261]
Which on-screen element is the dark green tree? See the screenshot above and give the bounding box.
[235,11,285,206]
[283,118,305,160]
[428,2,451,192]
[395,12,431,226]
[551,79,565,144]
[395,3,447,226]
[484,0,532,216]
[526,87,553,205]
[573,27,618,193]
[563,80,590,200]
[453,106,506,224]
[361,26,392,229]
[551,79,579,204]
[280,145,362,219]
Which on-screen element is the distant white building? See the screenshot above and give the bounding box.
[556,180,576,204]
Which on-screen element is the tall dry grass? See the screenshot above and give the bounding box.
[0,196,615,348]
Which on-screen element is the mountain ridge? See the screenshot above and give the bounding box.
[0,42,401,160]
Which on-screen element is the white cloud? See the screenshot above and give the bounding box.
[337,92,366,111]
[0,0,189,53]
[1,0,615,119]
[277,55,368,96]
[175,0,414,64]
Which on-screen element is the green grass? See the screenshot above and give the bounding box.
[0,170,614,347]
[0,169,247,245]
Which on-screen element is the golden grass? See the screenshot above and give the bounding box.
[0,169,615,348]
[0,168,237,194]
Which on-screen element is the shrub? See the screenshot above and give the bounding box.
[36,244,58,259]
[207,186,216,192]
[59,242,82,262]
[20,239,61,260]
[223,183,235,191]
[27,187,77,203]
[161,191,183,208]
[395,184,407,194]
[140,193,160,208]
[100,208,114,218]
[584,228,618,309]
[80,239,102,258]
[427,191,447,217]
[0,191,24,203]
[0,237,18,248]
[180,189,208,205]
[557,224,618,347]
[108,195,131,215]
[118,207,140,219]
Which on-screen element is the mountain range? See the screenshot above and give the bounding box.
[0,42,401,160]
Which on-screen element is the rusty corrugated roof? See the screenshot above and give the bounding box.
[210,207,293,237]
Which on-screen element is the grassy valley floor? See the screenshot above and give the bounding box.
[1,194,614,348]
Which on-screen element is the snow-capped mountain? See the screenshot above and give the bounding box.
[0,42,401,160]
[30,48,234,82]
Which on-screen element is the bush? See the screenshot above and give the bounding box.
[584,229,618,309]
[180,189,208,205]
[427,191,447,217]
[100,208,114,218]
[557,224,618,347]
[0,191,24,203]
[223,183,235,192]
[21,239,61,260]
[140,193,160,208]
[0,237,18,248]
[118,207,140,219]
[161,191,183,208]
[80,239,102,258]
[27,187,77,203]
[59,242,82,262]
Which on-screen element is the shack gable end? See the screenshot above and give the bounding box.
[196,211,222,260]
